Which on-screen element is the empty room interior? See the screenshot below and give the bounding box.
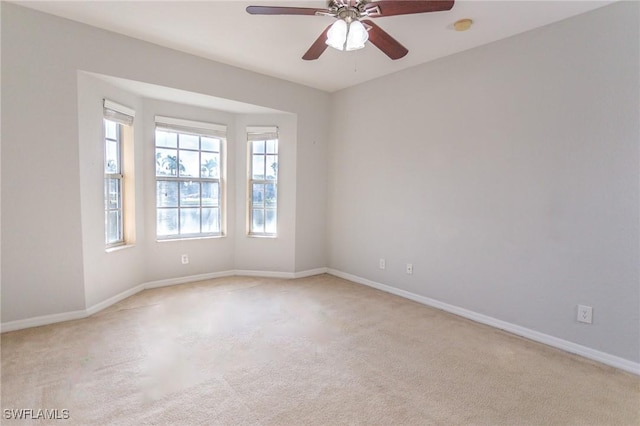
[1,0,639,424]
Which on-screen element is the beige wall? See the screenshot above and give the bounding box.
[1,3,329,322]
[327,1,639,362]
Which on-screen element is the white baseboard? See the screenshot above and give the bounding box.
[0,309,87,333]
[234,269,295,279]
[294,267,328,278]
[145,270,235,289]
[1,268,327,333]
[233,268,328,279]
[85,283,147,316]
[327,269,640,376]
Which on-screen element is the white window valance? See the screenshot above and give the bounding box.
[103,99,135,126]
[155,115,227,139]
[247,126,278,141]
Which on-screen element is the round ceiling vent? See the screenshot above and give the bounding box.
[453,18,473,32]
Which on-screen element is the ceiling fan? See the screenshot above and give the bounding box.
[246,0,455,60]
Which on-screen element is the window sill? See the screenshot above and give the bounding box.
[248,234,277,239]
[156,235,226,243]
[105,244,135,253]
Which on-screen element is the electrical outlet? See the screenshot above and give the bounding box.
[181,254,189,265]
[379,258,386,270]
[406,263,413,275]
[577,305,593,324]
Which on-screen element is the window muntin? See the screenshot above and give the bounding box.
[104,119,123,246]
[248,128,278,236]
[155,120,225,239]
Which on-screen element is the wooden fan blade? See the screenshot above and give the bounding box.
[364,0,454,17]
[246,6,330,16]
[362,20,408,60]
[302,24,333,60]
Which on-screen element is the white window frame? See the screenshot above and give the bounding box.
[155,116,226,240]
[247,126,279,237]
[103,99,134,248]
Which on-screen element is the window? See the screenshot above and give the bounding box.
[103,99,134,247]
[155,116,226,239]
[248,126,278,236]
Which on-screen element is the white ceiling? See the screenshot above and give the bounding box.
[20,1,614,92]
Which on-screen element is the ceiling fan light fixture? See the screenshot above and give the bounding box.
[326,19,368,52]
[345,20,368,51]
[326,19,347,50]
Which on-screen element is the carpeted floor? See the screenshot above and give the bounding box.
[1,274,638,425]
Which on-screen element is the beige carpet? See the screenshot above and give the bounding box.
[1,274,638,425]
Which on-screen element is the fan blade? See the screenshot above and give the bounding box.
[364,0,454,17]
[302,24,333,60]
[246,6,330,16]
[362,20,408,60]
